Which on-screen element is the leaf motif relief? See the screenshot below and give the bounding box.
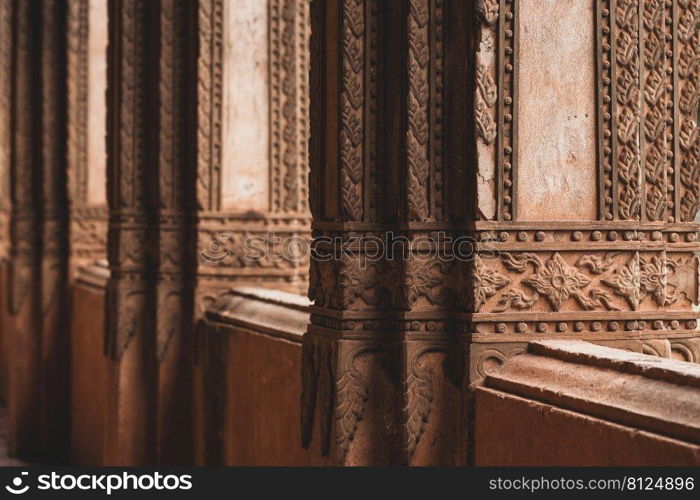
[472,255,510,311]
[603,252,679,309]
[403,350,434,461]
[476,64,497,106]
[679,118,698,151]
[501,252,544,273]
[475,102,497,145]
[490,252,628,313]
[576,252,620,275]
[476,0,499,26]
[678,32,699,78]
[406,260,456,308]
[335,354,369,463]
[605,256,637,309]
[522,253,592,311]
[588,288,622,312]
[493,289,539,313]
[679,74,700,115]
[640,253,678,306]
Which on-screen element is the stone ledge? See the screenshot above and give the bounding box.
[484,340,700,445]
[74,259,110,290]
[530,340,700,387]
[205,287,310,342]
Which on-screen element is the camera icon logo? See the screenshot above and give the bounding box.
[5,472,29,495]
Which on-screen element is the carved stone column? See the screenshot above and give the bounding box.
[302,0,471,466]
[2,0,109,461]
[105,0,158,465]
[38,0,70,460]
[106,0,199,465]
[155,0,197,463]
[7,0,43,459]
[302,0,700,466]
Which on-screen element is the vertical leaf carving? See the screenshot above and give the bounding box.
[616,0,643,220]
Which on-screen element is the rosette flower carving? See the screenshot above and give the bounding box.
[522,253,593,311]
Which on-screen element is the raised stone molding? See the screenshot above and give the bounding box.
[475,340,700,465]
[485,340,700,445]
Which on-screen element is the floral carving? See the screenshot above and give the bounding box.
[603,251,678,309]
[335,352,369,463]
[641,253,678,306]
[477,249,687,314]
[603,252,643,309]
[678,2,700,221]
[403,347,433,461]
[472,255,509,310]
[522,253,593,311]
[487,252,623,312]
[576,252,619,275]
[406,0,430,221]
[405,260,456,308]
[615,0,643,220]
[339,0,365,221]
[476,0,498,26]
[493,289,539,313]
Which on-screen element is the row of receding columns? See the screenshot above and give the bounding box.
[0,0,200,463]
[0,0,313,464]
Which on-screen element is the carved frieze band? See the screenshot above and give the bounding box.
[471,222,700,333]
[308,225,700,333]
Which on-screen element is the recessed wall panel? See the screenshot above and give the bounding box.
[86,0,108,207]
[221,0,270,212]
[516,0,597,221]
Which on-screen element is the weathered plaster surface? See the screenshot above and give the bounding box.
[86,0,108,207]
[221,0,269,212]
[517,0,597,221]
